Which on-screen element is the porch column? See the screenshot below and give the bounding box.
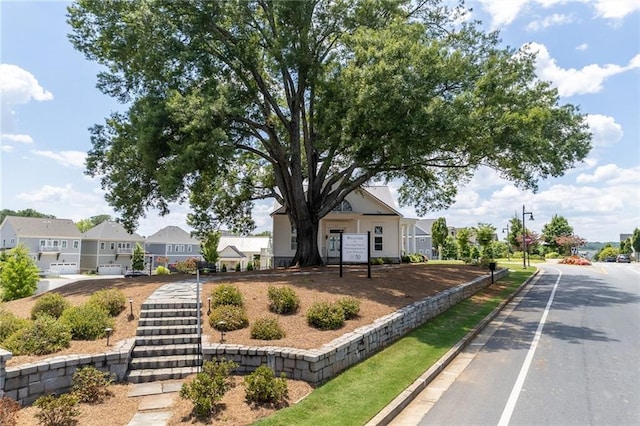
[412,224,417,253]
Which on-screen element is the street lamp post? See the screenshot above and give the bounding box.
[522,205,534,269]
[502,224,510,261]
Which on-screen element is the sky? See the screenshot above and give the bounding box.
[1,0,639,242]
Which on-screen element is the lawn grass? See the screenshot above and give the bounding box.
[256,268,535,426]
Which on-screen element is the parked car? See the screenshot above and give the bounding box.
[616,254,631,263]
[124,270,149,278]
[604,256,616,262]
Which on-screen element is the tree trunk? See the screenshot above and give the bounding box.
[292,214,324,267]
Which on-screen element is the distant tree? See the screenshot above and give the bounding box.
[554,235,586,256]
[631,228,640,261]
[200,231,221,265]
[443,236,458,260]
[0,209,55,224]
[252,231,272,237]
[475,223,497,260]
[432,218,449,260]
[76,215,113,232]
[541,215,574,253]
[0,245,40,301]
[596,245,618,261]
[508,216,524,250]
[456,228,472,262]
[131,243,145,271]
[618,238,632,255]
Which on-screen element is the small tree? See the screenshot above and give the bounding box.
[431,218,449,260]
[476,223,497,260]
[132,242,145,271]
[631,228,640,261]
[0,245,39,301]
[456,228,472,262]
[200,231,221,265]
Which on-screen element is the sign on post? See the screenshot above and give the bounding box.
[340,232,371,278]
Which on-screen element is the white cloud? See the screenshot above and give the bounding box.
[593,0,640,19]
[585,114,623,148]
[17,184,96,204]
[576,164,640,184]
[30,150,86,168]
[1,145,14,153]
[479,0,529,28]
[525,42,640,96]
[576,43,588,51]
[0,64,53,104]
[1,133,33,144]
[526,13,573,31]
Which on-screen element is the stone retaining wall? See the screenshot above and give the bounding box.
[202,268,508,384]
[0,338,134,405]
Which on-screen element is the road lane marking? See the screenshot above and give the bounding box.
[498,268,562,426]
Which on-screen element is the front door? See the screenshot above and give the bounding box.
[327,229,344,258]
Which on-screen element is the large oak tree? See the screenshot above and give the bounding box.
[68,0,591,267]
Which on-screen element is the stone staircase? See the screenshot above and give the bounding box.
[126,283,203,383]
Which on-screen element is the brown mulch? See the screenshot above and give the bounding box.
[3,263,492,425]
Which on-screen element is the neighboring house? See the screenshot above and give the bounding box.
[0,216,83,274]
[145,226,202,267]
[218,235,272,271]
[80,221,145,274]
[413,219,435,258]
[271,186,420,266]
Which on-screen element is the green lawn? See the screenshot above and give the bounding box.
[256,268,535,425]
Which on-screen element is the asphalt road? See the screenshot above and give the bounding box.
[390,262,640,426]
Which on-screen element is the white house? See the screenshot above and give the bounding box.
[217,235,272,271]
[271,186,420,266]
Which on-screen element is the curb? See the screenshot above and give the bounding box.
[366,268,541,426]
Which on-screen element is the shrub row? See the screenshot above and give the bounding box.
[306,296,361,330]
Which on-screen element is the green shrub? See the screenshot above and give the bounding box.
[34,394,79,426]
[210,284,243,307]
[3,315,71,355]
[71,366,114,403]
[247,262,254,271]
[243,365,289,406]
[235,263,241,272]
[267,285,300,314]
[0,395,21,426]
[209,305,249,331]
[87,289,126,316]
[0,309,28,343]
[336,296,361,320]
[179,358,237,418]
[60,304,114,340]
[31,293,71,320]
[306,301,345,330]
[545,251,560,259]
[0,245,39,301]
[221,264,227,272]
[250,317,285,340]
[155,265,170,275]
[371,257,384,265]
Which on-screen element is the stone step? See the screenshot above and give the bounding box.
[138,316,199,327]
[129,354,201,370]
[141,301,199,310]
[131,343,200,358]
[139,308,200,318]
[135,334,201,346]
[136,325,201,336]
[126,366,200,384]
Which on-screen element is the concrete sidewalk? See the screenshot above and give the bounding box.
[36,274,124,294]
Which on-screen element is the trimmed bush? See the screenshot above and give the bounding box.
[235,263,241,272]
[34,394,79,426]
[31,293,70,320]
[336,296,361,320]
[60,304,114,340]
[87,289,126,316]
[2,315,71,355]
[267,285,300,314]
[243,365,289,406]
[209,305,249,331]
[372,257,385,265]
[179,358,237,418]
[211,283,243,307]
[155,265,170,275]
[71,366,114,403]
[0,395,21,426]
[0,309,28,343]
[306,301,345,330]
[251,317,285,340]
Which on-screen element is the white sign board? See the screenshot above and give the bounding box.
[342,233,368,263]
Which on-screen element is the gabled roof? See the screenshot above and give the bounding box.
[415,219,437,235]
[83,221,144,241]
[218,236,271,253]
[1,216,82,238]
[145,226,199,244]
[219,245,247,259]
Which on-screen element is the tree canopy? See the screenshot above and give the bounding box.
[68,0,591,266]
[541,214,574,253]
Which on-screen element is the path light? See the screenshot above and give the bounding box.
[522,205,534,269]
[105,328,113,346]
[207,297,212,316]
[217,321,227,343]
[129,298,134,319]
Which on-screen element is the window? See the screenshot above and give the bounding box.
[10,238,15,244]
[100,242,105,250]
[167,245,173,252]
[40,240,46,247]
[61,240,67,249]
[73,240,79,249]
[187,245,193,252]
[178,245,185,252]
[419,238,426,242]
[332,199,353,212]
[374,226,383,251]
[290,227,297,251]
[52,240,60,247]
